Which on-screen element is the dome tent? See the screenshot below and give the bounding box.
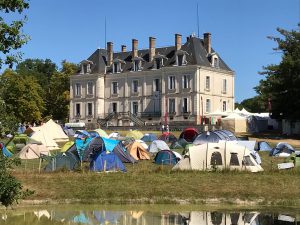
[159,132,177,144]
[154,150,179,165]
[149,140,170,153]
[126,130,143,140]
[270,142,295,157]
[193,130,237,145]
[90,151,126,172]
[141,133,158,142]
[179,128,199,142]
[113,142,137,163]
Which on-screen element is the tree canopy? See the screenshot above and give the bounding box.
[0,0,29,69]
[255,25,300,120]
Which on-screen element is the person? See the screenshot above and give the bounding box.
[166,124,169,132]
[161,124,165,133]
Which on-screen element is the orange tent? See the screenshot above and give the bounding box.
[126,141,150,160]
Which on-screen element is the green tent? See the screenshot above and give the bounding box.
[126,130,143,140]
[6,134,41,153]
[61,141,74,152]
[94,129,108,138]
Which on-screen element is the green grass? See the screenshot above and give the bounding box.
[12,152,300,206]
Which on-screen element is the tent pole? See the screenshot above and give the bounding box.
[39,157,42,173]
[206,143,208,170]
[224,142,227,169]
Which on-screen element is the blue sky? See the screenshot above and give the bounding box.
[3,0,299,102]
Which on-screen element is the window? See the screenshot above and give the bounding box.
[133,60,141,71]
[154,79,160,92]
[168,76,176,90]
[75,83,81,96]
[177,54,184,66]
[132,102,138,115]
[230,153,240,166]
[222,101,227,112]
[155,58,162,69]
[75,103,80,116]
[213,57,219,68]
[205,76,210,90]
[169,99,175,113]
[132,80,139,93]
[113,62,122,73]
[87,82,93,95]
[87,103,93,116]
[210,152,223,166]
[243,156,255,166]
[206,99,211,113]
[222,79,227,94]
[112,82,118,94]
[182,98,188,113]
[112,103,117,113]
[182,75,190,89]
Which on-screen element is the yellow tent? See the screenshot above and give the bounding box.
[93,129,108,138]
[126,130,143,140]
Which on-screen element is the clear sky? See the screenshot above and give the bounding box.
[2,0,299,102]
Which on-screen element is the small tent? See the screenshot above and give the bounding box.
[136,140,149,150]
[179,128,199,142]
[108,132,120,139]
[5,134,41,153]
[0,142,13,157]
[93,129,109,138]
[18,144,50,159]
[247,115,268,133]
[61,141,74,152]
[90,151,126,172]
[82,137,106,161]
[126,130,143,140]
[44,151,80,172]
[154,150,178,165]
[158,132,177,144]
[270,142,295,157]
[221,113,248,133]
[170,138,189,150]
[113,142,137,163]
[126,141,150,160]
[141,133,158,142]
[256,141,272,151]
[148,140,170,153]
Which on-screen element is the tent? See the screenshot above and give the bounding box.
[170,138,189,150]
[172,157,191,170]
[0,142,13,157]
[126,141,150,160]
[90,151,126,172]
[173,141,263,172]
[126,130,143,140]
[256,141,272,151]
[247,115,268,133]
[221,113,248,133]
[5,134,41,153]
[44,119,69,142]
[158,132,177,144]
[93,129,109,138]
[102,137,119,152]
[63,127,75,137]
[154,150,178,165]
[270,142,295,157]
[44,151,80,172]
[179,128,199,142]
[136,140,149,150]
[113,142,137,163]
[240,108,252,116]
[148,140,170,153]
[18,144,50,159]
[193,130,237,145]
[108,132,120,139]
[61,141,74,152]
[82,137,106,161]
[141,133,158,142]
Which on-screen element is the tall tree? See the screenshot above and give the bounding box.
[240,96,267,113]
[0,0,29,69]
[255,25,300,120]
[0,69,45,122]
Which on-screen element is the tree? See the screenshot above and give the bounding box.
[0,69,45,123]
[0,99,18,135]
[255,25,300,120]
[240,96,267,113]
[0,0,29,69]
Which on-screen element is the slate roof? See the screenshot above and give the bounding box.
[82,36,232,74]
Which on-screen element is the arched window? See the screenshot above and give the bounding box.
[210,151,222,165]
[229,153,240,166]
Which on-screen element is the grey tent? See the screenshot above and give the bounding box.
[149,140,170,153]
[170,138,189,149]
[256,141,272,151]
[44,151,80,172]
[270,142,295,157]
[113,142,137,163]
[82,137,105,161]
[193,130,237,145]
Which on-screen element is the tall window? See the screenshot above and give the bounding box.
[87,103,93,116]
[155,58,162,69]
[182,98,188,113]
[87,82,93,95]
[222,79,227,94]
[169,99,175,113]
[154,79,160,92]
[112,82,118,94]
[182,75,190,89]
[75,83,81,96]
[132,80,139,93]
[205,76,210,90]
[112,103,117,113]
[177,54,184,66]
[213,57,219,68]
[222,101,227,112]
[206,99,211,113]
[133,60,141,71]
[132,102,138,115]
[75,103,80,116]
[168,76,176,90]
[113,62,121,73]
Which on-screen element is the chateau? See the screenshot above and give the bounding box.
[69,33,235,127]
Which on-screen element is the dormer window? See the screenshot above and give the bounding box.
[132,57,143,72]
[80,60,93,74]
[208,53,219,68]
[175,50,188,66]
[112,59,125,74]
[153,54,167,70]
[213,57,219,68]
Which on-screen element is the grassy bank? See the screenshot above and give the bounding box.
[12,152,300,206]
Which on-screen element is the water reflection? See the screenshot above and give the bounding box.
[0,209,299,225]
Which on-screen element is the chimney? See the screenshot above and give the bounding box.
[203,33,211,54]
[132,39,138,58]
[175,33,182,51]
[149,37,156,62]
[121,45,126,53]
[107,42,113,66]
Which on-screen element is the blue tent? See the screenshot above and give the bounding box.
[154,150,178,165]
[102,137,119,152]
[90,151,126,172]
[256,141,272,151]
[75,137,93,160]
[0,142,13,157]
[141,133,158,142]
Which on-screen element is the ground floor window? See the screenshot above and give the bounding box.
[132,102,138,115]
[75,103,80,116]
[87,103,93,116]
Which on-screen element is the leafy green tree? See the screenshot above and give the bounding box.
[0,0,29,69]
[0,99,18,134]
[0,69,45,122]
[240,96,267,113]
[255,25,300,119]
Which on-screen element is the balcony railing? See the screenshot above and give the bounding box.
[139,112,161,118]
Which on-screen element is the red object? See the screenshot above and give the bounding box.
[158,132,177,143]
[179,128,199,142]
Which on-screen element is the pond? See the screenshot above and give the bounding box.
[0,205,299,225]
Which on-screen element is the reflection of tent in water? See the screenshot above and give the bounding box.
[130,211,144,219]
[93,210,122,224]
[34,210,51,220]
[73,212,91,224]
